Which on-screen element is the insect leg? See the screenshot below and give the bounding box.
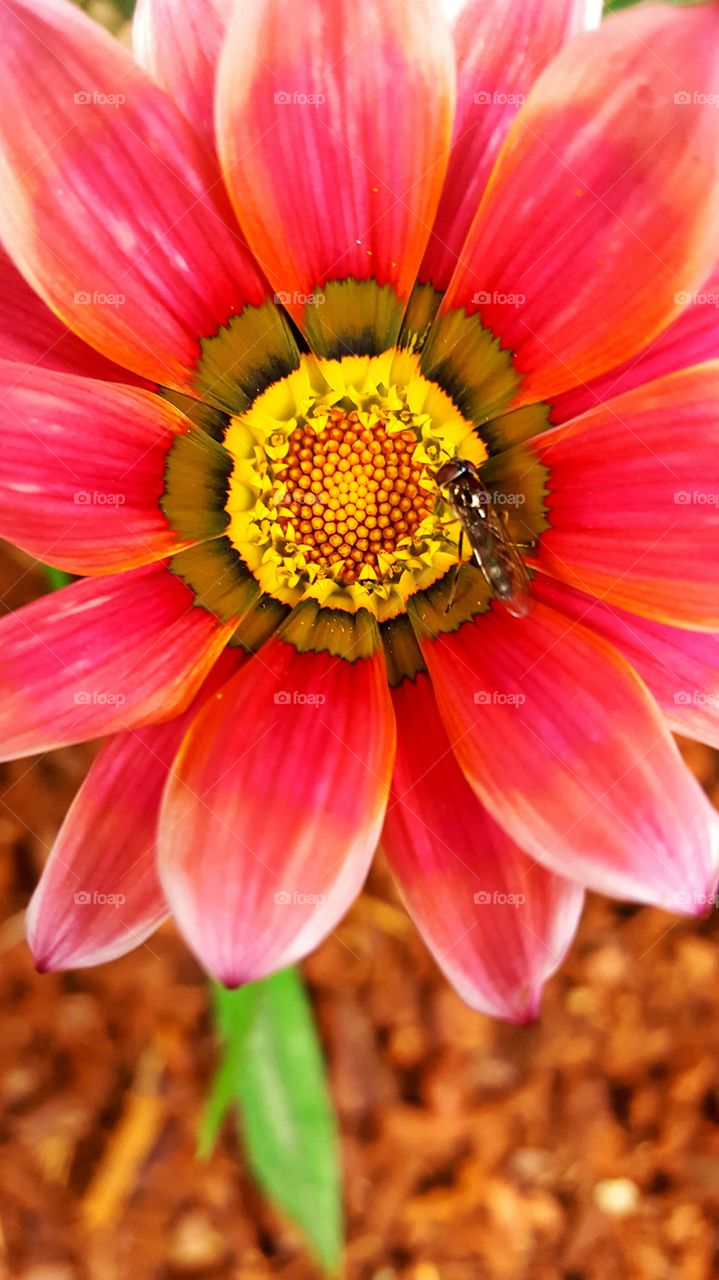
[444,528,465,613]
[497,507,535,551]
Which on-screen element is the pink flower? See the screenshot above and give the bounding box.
[0,0,718,1021]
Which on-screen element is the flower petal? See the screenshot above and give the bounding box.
[530,363,719,629]
[384,672,584,1021]
[26,650,242,970]
[418,0,595,294]
[216,0,455,354]
[0,0,292,391]
[159,630,396,985]
[0,363,207,573]
[0,246,152,385]
[0,564,235,760]
[27,731,169,970]
[133,0,231,155]
[534,575,719,751]
[418,601,719,911]
[427,3,719,406]
[550,266,719,423]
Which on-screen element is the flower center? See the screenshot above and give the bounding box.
[163,340,547,638]
[220,351,489,619]
[271,408,435,586]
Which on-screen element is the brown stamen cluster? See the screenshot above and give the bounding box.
[272,407,435,585]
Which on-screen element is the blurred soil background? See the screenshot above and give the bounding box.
[2,552,719,1280]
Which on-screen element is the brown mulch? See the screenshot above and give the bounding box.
[2,550,719,1280]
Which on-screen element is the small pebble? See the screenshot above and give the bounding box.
[594,1177,640,1217]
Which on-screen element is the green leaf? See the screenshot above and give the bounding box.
[199,982,260,1159]
[44,566,73,591]
[604,0,702,10]
[202,970,343,1274]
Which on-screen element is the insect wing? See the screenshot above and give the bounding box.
[472,502,533,618]
[496,537,533,618]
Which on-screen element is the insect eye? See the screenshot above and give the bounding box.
[434,461,460,487]
[436,459,473,493]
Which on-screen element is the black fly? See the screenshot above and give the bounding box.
[435,459,532,618]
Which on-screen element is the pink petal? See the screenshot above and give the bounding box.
[0,564,236,760]
[530,363,719,630]
[159,633,396,985]
[384,673,583,1021]
[26,651,242,970]
[216,0,455,351]
[419,0,595,294]
[0,246,152,386]
[0,363,203,573]
[27,731,170,970]
[429,3,719,405]
[419,602,719,911]
[133,0,231,155]
[551,266,719,423]
[534,576,719,751]
[0,0,283,390]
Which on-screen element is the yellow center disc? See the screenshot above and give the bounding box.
[224,350,488,620]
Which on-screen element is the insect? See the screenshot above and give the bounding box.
[434,458,533,618]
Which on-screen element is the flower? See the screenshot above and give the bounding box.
[0,0,718,1022]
